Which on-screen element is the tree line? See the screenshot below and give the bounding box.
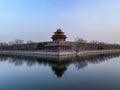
[0,38,120,51]
[72,37,120,50]
[0,39,35,46]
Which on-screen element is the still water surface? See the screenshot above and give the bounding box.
[0,53,120,90]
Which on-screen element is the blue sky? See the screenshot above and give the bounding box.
[0,0,120,43]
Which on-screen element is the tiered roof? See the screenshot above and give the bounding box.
[51,29,67,41]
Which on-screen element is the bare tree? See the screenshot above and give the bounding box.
[75,37,87,43]
[26,40,34,44]
[9,41,15,45]
[74,37,87,50]
[0,42,8,46]
[90,40,99,44]
[14,39,24,45]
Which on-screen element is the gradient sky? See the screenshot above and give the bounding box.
[0,0,120,43]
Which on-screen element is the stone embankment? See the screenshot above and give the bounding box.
[77,49,120,56]
[0,50,74,56]
[0,49,120,57]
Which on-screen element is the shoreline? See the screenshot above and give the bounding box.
[77,49,120,56]
[0,49,120,57]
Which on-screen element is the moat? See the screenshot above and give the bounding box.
[1,53,120,90]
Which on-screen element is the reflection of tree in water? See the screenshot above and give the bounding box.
[74,53,120,70]
[0,53,120,78]
[74,60,88,70]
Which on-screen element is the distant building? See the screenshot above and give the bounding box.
[45,29,72,51]
[51,29,67,41]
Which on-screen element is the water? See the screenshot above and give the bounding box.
[0,53,120,90]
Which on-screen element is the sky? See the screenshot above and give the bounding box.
[0,0,120,43]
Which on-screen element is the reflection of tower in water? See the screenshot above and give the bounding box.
[51,64,67,78]
[0,53,120,78]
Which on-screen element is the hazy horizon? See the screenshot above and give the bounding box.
[0,0,120,44]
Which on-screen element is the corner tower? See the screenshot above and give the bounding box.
[51,29,67,41]
[45,29,73,54]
